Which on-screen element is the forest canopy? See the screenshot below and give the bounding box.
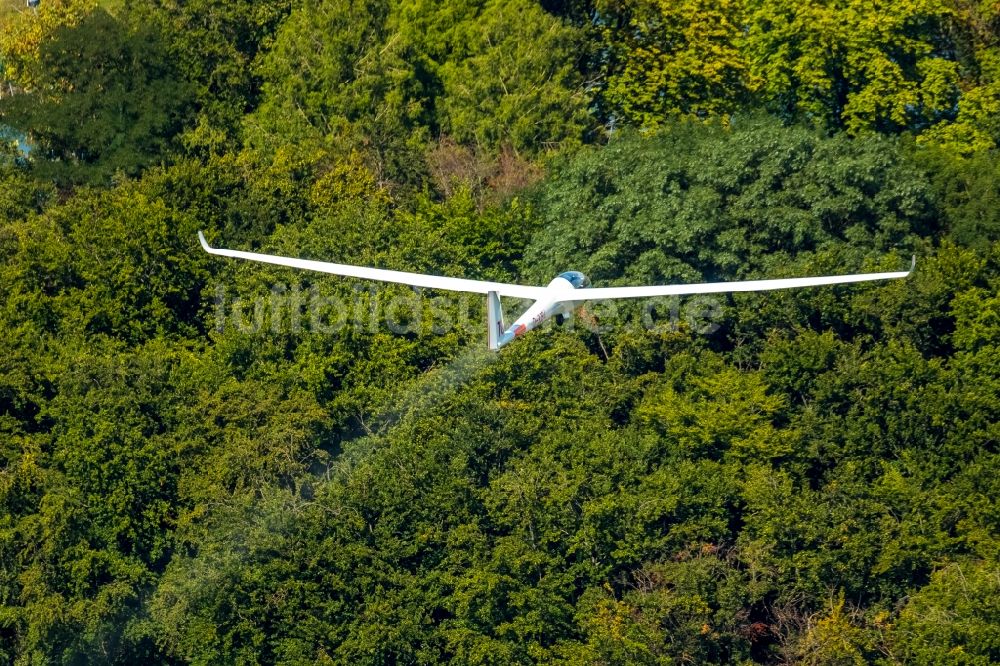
[1,0,999,663]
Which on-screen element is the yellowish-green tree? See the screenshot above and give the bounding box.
[743,0,959,134]
[918,1,1000,153]
[0,0,97,87]
[572,0,1000,151]
[595,0,750,126]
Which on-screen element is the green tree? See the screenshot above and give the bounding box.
[523,119,928,295]
[251,0,429,184]
[0,0,97,89]
[889,560,1000,664]
[743,0,958,134]
[139,0,293,152]
[436,0,591,152]
[916,145,1000,247]
[593,0,750,127]
[0,8,194,184]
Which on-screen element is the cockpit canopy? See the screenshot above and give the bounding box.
[559,271,591,289]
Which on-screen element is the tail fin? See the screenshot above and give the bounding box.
[487,291,505,351]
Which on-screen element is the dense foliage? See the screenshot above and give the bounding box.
[1,0,998,663]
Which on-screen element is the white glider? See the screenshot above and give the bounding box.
[199,231,914,350]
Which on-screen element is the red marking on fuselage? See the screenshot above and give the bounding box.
[514,324,527,337]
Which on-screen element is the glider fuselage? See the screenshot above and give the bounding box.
[492,271,589,349]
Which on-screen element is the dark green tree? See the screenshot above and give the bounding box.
[0,8,193,184]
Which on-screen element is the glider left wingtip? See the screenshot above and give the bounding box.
[910,254,916,273]
[198,230,211,252]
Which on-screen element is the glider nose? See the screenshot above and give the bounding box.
[558,271,591,289]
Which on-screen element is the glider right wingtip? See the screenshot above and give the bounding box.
[198,230,212,253]
[910,254,916,273]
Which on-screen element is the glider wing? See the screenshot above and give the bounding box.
[554,257,915,302]
[199,231,547,300]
